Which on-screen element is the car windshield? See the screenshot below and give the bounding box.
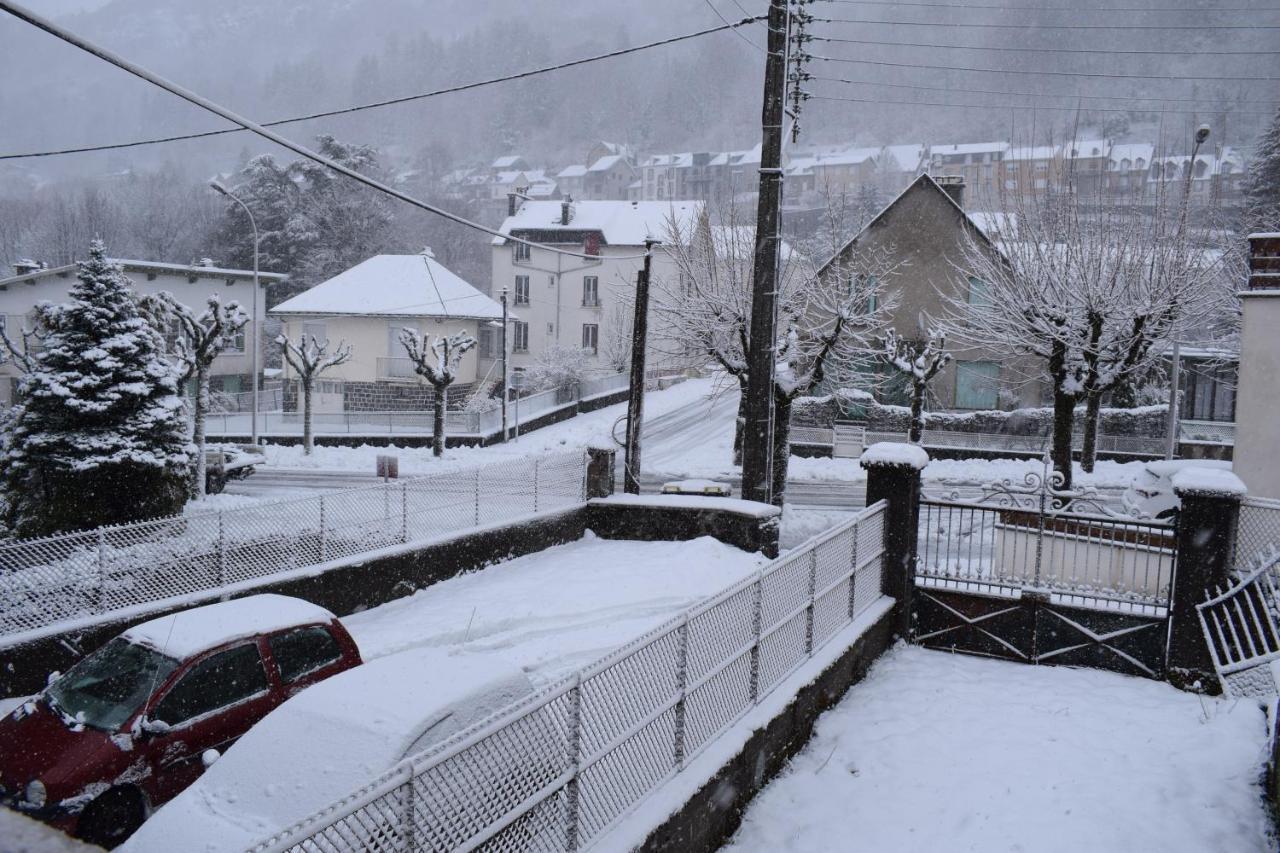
[45,638,179,731]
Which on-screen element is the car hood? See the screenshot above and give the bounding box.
[0,700,127,799]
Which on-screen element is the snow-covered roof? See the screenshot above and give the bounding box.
[882,143,926,172]
[0,257,287,288]
[1065,139,1109,159]
[710,225,797,262]
[1006,144,1060,162]
[491,155,525,169]
[558,164,588,178]
[525,181,560,198]
[122,594,335,660]
[642,152,694,169]
[1108,143,1154,167]
[817,146,881,167]
[931,141,1009,157]
[271,253,502,320]
[968,211,1018,239]
[494,200,704,246]
[588,154,625,172]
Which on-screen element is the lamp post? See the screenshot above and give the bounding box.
[1165,124,1211,460]
[208,179,261,445]
[500,286,509,442]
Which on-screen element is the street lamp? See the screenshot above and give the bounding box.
[1165,124,1211,460]
[486,285,511,443]
[208,179,261,445]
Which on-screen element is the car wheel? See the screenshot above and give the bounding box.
[77,786,146,849]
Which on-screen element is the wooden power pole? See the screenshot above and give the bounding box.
[623,241,655,494]
[741,0,791,505]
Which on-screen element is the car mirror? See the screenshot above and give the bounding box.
[201,749,221,769]
[139,717,172,738]
[45,670,61,687]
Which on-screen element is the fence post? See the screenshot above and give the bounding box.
[1168,472,1246,690]
[318,495,328,562]
[401,481,409,543]
[848,516,861,619]
[95,528,107,613]
[749,571,764,703]
[565,672,583,851]
[862,442,928,641]
[673,612,690,771]
[401,775,415,850]
[474,469,481,526]
[805,550,818,656]
[217,512,227,586]
[584,447,616,499]
[534,458,540,513]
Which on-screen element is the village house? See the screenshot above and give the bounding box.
[270,251,503,413]
[0,257,287,406]
[926,141,1009,204]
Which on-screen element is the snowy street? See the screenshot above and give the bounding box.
[725,646,1273,853]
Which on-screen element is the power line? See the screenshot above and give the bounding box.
[815,0,1280,11]
[0,13,767,161]
[703,0,766,51]
[809,46,1280,81]
[0,1,652,262]
[805,34,1280,57]
[808,92,1276,116]
[815,15,1279,29]
[809,74,1280,107]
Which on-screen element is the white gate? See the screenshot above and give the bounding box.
[833,422,865,458]
[1198,556,1280,698]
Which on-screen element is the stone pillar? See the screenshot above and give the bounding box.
[585,447,616,499]
[862,442,928,640]
[1167,468,1246,689]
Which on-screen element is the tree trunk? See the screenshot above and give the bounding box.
[432,384,447,457]
[733,386,748,467]
[770,394,791,508]
[1080,391,1102,473]
[193,365,209,498]
[302,377,314,456]
[908,380,926,444]
[1051,389,1076,491]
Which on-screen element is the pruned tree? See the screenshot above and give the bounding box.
[279,333,353,455]
[524,344,593,394]
[143,293,249,497]
[880,329,952,444]
[399,328,475,457]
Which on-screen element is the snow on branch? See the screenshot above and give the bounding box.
[279,332,353,385]
[398,327,475,388]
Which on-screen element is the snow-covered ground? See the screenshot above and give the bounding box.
[340,531,770,682]
[726,646,1273,853]
[0,809,102,853]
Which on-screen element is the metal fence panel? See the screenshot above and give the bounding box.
[249,502,891,853]
[1235,496,1280,574]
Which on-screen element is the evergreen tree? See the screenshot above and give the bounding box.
[1,242,191,537]
[1246,106,1280,232]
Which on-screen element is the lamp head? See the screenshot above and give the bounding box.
[1194,125,1211,145]
[208,179,230,196]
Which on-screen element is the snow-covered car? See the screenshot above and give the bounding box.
[1122,459,1232,520]
[0,595,360,848]
[204,444,264,495]
[121,649,544,853]
[661,478,733,498]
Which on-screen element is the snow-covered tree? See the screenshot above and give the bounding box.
[601,302,634,375]
[523,345,593,394]
[399,328,475,457]
[279,333,353,455]
[143,293,249,497]
[880,329,951,444]
[1,242,191,536]
[1246,106,1280,234]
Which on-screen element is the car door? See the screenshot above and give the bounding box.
[141,641,279,804]
[267,624,349,699]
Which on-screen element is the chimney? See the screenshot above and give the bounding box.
[1248,232,1280,291]
[507,191,519,217]
[560,196,573,226]
[935,175,965,208]
[12,258,40,277]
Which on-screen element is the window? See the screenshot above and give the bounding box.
[269,626,341,684]
[966,276,992,308]
[955,361,1000,410]
[387,324,406,356]
[1035,178,1047,190]
[478,327,495,359]
[302,322,327,345]
[1034,163,1048,173]
[582,323,599,354]
[223,327,246,353]
[513,321,529,352]
[855,274,879,312]
[546,322,555,336]
[1004,179,1017,190]
[583,276,599,307]
[45,638,178,731]
[513,241,531,262]
[514,275,530,306]
[1005,163,1017,173]
[152,644,269,727]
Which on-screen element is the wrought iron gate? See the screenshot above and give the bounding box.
[1198,554,1280,697]
[912,455,1176,678]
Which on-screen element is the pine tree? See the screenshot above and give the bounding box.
[1,242,191,537]
[1246,106,1280,233]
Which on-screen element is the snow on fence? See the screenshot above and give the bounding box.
[1178,419,1236,446]
[247,501,889,853]
[0,451,588,644]
[864,428,1164,456]
[1235,496,1280,575]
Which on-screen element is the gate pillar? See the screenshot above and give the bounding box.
[863,442,928,640]
[1168,469,1246,690]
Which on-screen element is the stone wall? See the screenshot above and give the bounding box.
[343,380,476,413]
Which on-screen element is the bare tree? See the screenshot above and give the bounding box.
[601,301,634,374]
[880,329,952,444]
[144,293,249,496]
[399,328,475,457]
[280,333,353,455]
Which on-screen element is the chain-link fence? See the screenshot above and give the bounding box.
[0,451,588,644]
[247,501,889,853]
[1235,496,1280,574]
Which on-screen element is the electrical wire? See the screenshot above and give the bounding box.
[814,0,1280,12]
[813,15,1279,30]
[803,35,1280,57]
[0,12,767,160]
[0,1,653,262]
[807,92,1277,116]
[702,0,766,51]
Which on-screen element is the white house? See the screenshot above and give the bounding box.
[0,257,287,406]
[491,199,704,374]
[270,252,503,413]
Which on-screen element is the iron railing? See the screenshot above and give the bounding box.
[864,428,1165,456]
[1199,559,1280,698]
[247,501,889,853]
[1178,419,1236,445]
[0,451,588,645]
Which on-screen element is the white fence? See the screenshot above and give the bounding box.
[0,452,588,644]
[1236,496,1280,573]
[248,501,889,853]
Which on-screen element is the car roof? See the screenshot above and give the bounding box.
[123,647,533,853]
[121,594,336,661]
[1143,459,1232,478]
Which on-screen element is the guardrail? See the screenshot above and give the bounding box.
[248,501,890,853]
[0,451,588,645]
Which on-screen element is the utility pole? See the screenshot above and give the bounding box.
[623,240,656,494]
[740,0,791,505]
[500,286,509,443]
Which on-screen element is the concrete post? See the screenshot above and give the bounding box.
[1168,471,1245,689]
[861,443,928,640]
[585,447,616,499]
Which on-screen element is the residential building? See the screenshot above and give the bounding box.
[816,174,1044,410]
[556,164,587,200]
[927,142,1009,204]
[1104,143,1154,199]
[269,251,503,413]
[0,257,286,406]
[582,154,636,200]
[1002,144,1062,201]
[491,198,704,374]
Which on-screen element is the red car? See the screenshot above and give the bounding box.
[0,594,361,848]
